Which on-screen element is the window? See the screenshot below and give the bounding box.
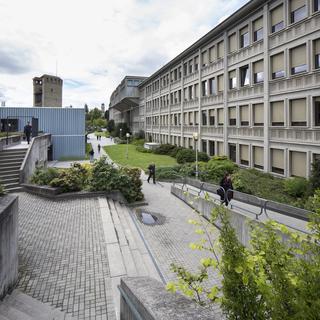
[209,46,216,63]
[229,107,236,126]
[195,111,199,125]
[228,33,237,53]
[34,93,42,104]
[271,101,284,126]
[188,60,193,74]
[253,146,264,169]
[178,67,182,79]
[209,110,215,125]
[253,17,263,42]
[209,77,215,95]
[202,80,208,96]
[290,0,307,23]
[217,74,224,92]
[253,103,264,126]
[240,145,249,166]
[253,60,264,83]
[217,41,224,58]
[229,144,237,162]
[202,140,207,153]
[202,111,207,125]
[271,5,284,33]
[229,70,237,89]
[314,0,320,11]
[217,142,224,156]
[314,39,320,69]
[240,65,250,86]
[314,97,320,126]
[217,108,224,125]
[194,56,199,72]
[240,105,249,126]
[189,112,194,125]
[291,45,307,74]
[188,86,193,100]
[183,63,188,76]
[240,26,249,48]
[271,53,285,79]
[271,148,284,174]
[202,51,208,67]
[290,98,307,126]
[184,88,188,101]
[209,141,215,156]
[194,83,199,99]
[290,151,307,177]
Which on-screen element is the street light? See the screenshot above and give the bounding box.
[120,128,122,139]
[193,132,199,179]
[126,133,130,159]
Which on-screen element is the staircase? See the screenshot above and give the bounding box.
[0,148,27,193]
[0,290,72,320]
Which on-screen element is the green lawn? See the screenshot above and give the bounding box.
[104,144,177,170]
[95,131,109,137]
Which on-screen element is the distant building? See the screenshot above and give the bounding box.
[33,74,63,108]
[101,103,105,112]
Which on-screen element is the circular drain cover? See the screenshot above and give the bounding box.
[141,212,158,225]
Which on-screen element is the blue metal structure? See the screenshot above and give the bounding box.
[0,107,85,160]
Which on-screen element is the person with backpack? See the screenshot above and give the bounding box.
[147,163,156,184]
[219,173,233,206]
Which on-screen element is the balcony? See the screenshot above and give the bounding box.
[269,72,320,95]
[183,125,199,133]
[201,126,224,137]
[202,59,224,78]
[228,83,263,101]
[201,93,223,107]
[183,98,199,110]
[171,125,181,134]
[227,40,264,67]
[170,79,182,91]
[269,13,320,49]
[184,71,199,85]
[160,106,169,113]
[269,128,320,145]
[228,127,264,139]
[146,125,152,131]
[160,125,169,133]
[170,103,181,112]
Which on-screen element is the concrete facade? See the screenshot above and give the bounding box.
[33,74,63,108]
[110,0,320,178]
[0,195,18,299]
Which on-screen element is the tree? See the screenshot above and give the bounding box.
[84,104,89,113]
[310,159,320,192]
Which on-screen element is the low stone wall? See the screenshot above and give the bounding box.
[119,277,217,320]
[19,134,51,183]
[0,135,22,151]
[0,195,19,299]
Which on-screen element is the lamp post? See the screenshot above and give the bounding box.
[193,132,199,179]
[120,128,122,139]
[126,133,130,159]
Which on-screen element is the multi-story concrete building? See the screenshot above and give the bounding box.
[109,76,147,132]
[33,74,63,107]
[110,0,320,178]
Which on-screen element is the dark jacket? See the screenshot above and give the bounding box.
[220,177,233,199]
[148,164,155,174]
[24,124,32,136]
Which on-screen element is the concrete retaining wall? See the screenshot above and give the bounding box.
[119,277,217,320]
[19,134,51,183]
[0,135,22,151]
[0,195,19,299]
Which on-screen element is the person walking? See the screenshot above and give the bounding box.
[97,144,101,153]
[89,149,95,163]
[24,121,32,144]
[147,163,156,184]
[219,173,233,206]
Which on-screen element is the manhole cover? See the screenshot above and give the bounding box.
[135,209,165,226]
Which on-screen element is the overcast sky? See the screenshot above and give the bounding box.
[0,0,248,109]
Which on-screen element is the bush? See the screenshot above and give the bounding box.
[131,139,145,146]
[283,177,311,198]
[154,144,177,155]
[113,137,127,144]
[49,163,89,192]
[198,152,210,162]
[176,149,196,164]
[90,158,144,202]
[310,159,320,192]
[156,166,182,180]
[170,146,184,158]
[133,130,145,140]
[205,158,238,183]
[30,167,60,185]
[136,145,152,153]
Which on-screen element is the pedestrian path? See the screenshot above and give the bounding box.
[87,133,114,164]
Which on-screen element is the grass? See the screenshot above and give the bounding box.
[94,131,109,138]
[104,144,177,170]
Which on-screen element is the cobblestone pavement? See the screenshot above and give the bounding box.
[133,175,223,317]
[16,193,116,320]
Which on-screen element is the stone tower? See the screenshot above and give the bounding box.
[33,74,63,107]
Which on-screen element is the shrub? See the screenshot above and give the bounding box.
[156,166,182,180]
[176,149,196,164]
[136,145,152,153]
[49,163,89,192]
[205,158,238,183]
[30,167,60,185]
[0,184,5,196]
[310,159,320,192]
[198,152,210,162]
[283,177,311,198]
[90,158,144,202]
[154,144,177,155]
[113,137,127,144]
[169,146,184,158]
[133,130,145,140]
[131,139,145,146]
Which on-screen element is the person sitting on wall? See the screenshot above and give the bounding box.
[219,172,233,206]
[24,121,32,144]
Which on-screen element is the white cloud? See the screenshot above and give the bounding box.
[0,0,248,108]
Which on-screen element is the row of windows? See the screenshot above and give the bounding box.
[144,0,320,94]
[145,96,320,127]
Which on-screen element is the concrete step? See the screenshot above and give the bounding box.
[0,290,69,320]
[0,165,21,171]
[0,158,24,165]
[0,174,19,180]
[0,170,19,178]
[0,150,27,157]
[5,187,23,193]
[0,177,19,185]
